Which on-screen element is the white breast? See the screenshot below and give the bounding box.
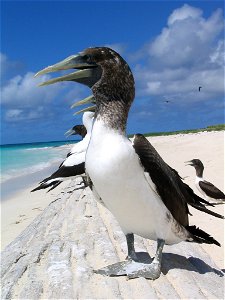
[70,134,90,155]
[195,176,206,198]
[85,119,188,245]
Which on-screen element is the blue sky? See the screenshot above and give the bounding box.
[1,0,224,144]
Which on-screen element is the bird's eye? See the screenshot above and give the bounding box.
[83,54,92,62]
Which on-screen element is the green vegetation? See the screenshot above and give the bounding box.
[128,124,225,138]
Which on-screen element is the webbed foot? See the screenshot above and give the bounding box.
[94,259,161,280]
[94,238,165,280]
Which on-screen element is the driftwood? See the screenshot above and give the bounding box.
[1,180,224,299]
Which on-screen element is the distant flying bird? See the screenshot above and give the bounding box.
[186,159,225,204]
[35,47,223,280]
[163,96,173,104]
[31,112,94,192]
[198,86,202,92]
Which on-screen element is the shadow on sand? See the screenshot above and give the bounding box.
[133,251,224,277]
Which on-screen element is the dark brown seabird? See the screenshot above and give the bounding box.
[186,159,225,204]
[35,47,224,279]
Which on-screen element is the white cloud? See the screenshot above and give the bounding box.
[134,4,224,105]
[5,109,23,119]
[168,4,202,26]
[0,53,24,83]
[1,72,65,107]
[148,6,223,68]
[1,55,86,122]
[5,107,45,122]
[209,40,224,66]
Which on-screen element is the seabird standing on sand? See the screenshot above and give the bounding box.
[31,111,94,192]
[186,159,225,204]
[35,47,223,279]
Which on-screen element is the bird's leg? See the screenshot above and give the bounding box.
[76,175,88,187]
[127,238,165,280]
[94,238,165,280]
[126,233,138,261]
[81,175,88,187]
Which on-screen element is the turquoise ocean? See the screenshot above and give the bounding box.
[0,140,78,198]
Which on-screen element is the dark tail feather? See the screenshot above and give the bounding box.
[183,182,214,207]
[187,225,221,246]
[47,181,61,192]
[31,180,61,192]
[190,202,224,219]
[182,183,224,219]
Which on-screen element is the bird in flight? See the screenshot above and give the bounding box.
[198,86,202,92]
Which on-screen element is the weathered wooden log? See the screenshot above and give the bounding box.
[1,180,224,299]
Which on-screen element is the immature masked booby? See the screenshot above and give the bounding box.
[31,111,94,192]
[35,47,224,279]
[186,159,225,204]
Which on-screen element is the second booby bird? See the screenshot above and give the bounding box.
[35,47,224,279]
[31,111,94,192]
[186,159,225,204]
[65,124,87,139]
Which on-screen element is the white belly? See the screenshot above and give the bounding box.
[195,177,210,200]
[86,121,186,244]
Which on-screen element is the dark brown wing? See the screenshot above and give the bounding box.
[31,163,85,192]
[133,134,190,226]
[132,134,224,224]
[199,180,225,199]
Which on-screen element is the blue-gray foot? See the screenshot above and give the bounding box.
[94,238,165,280]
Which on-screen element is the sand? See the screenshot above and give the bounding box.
[1,130,224,266]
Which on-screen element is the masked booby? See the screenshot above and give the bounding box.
[35,47,224,279]
[186,159,225,204]
[65,124,87,139]
[31,111,94,192]
[66,111,94,157]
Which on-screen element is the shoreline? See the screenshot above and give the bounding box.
[1,144,72,200]
[1,160,62,201]
[1,130,224,268]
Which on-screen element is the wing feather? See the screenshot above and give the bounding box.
[199,181,225,199]
[132,134,224,224]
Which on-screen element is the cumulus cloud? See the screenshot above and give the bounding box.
[167,4,202,26]
[1,4,224,130]
[1,72,65,107]
[134,4,224,106]
[4,106,47,122]
[1,57,86,123]
[0,53,24,84]
[148,5,223,68]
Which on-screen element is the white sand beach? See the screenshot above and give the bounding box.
[1,130,224,264]
[1,130,224,299]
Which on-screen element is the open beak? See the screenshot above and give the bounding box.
[71,95,95,109]
[37,69,94,87]
[74,105,96,115]
[35,53,100,88]
[185,160,194,166]
[64,128,76,137]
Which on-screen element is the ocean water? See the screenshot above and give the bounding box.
[0,140,78,184]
